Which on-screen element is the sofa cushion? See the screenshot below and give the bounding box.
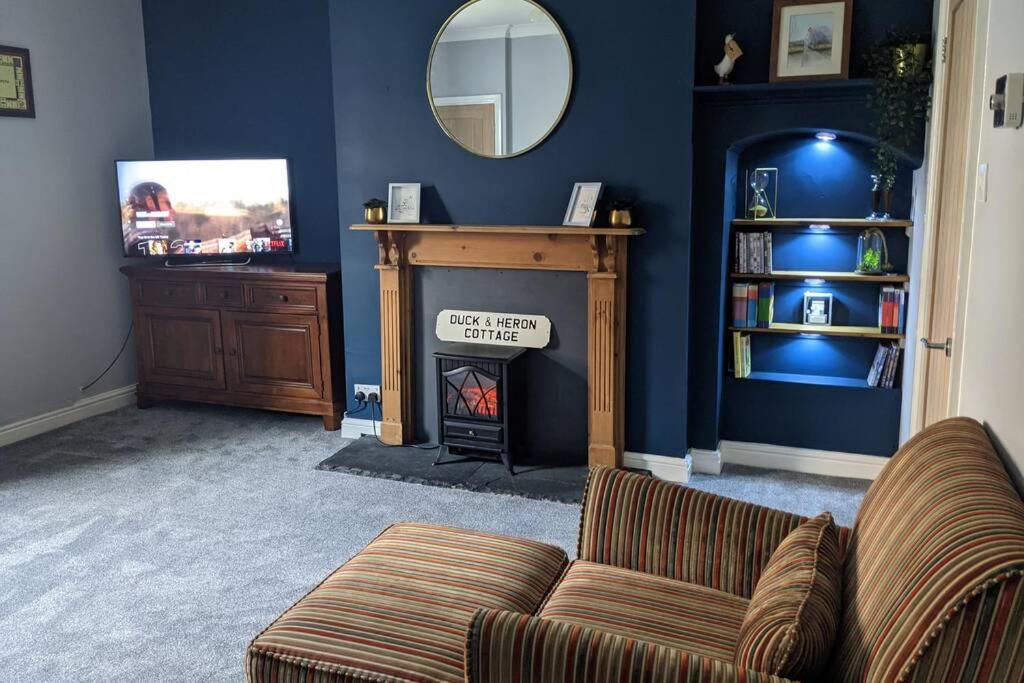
[538,560,750,662]
[246,522,568,683]
[735,512,841,678]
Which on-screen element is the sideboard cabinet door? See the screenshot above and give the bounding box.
[221,311,323,400]
[138,307,226,390]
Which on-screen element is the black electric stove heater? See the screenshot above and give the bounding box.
[433,343,526,474]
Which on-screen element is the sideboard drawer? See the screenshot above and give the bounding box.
[245,284,318,312]
[202,282,244,307]
[138,280,199,307]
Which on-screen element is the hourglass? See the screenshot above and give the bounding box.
[746,168,777,220]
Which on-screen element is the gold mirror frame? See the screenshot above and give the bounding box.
[426,0,573,159]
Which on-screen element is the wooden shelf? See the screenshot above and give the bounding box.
[732,218,912,229]
[730,270,909,283]
[351,224,646,237]
[733,370,897,390]
[730,323,903,340]
[694,79,874,95]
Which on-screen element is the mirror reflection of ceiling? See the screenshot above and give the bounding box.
[428,0,572,159]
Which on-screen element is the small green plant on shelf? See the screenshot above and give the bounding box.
[859,247,882,273]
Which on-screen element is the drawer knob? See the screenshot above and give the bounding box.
[278,294,289,302]
[221,291,230,299]
[468,429,476,437]
[166,289,175,296]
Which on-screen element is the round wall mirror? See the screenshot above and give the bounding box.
[427,0,572,159]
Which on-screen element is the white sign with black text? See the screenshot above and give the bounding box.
[436,309,551,348]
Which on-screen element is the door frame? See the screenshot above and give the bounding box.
[433,94,504,156]
[908,0,989,434]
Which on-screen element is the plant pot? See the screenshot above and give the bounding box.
[364,206,386,224]
[609,208,633,228]
[882,188,894,221]
[893,43,928,79]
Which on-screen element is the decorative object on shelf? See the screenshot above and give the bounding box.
[715,34,744,84]
[867,174,894,220]
[856,227,893,274]
[769,0,852,82]
[427,0,572,159]
[563,182,603,227]
[745,168,778,219]
[803,291,833,325]
[608,199,634,227]
[866,31,933,199]
[0,44,34,118]
[363,198,387,225]
[387,183,421,224]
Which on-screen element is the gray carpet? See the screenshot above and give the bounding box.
[0,402,868,682]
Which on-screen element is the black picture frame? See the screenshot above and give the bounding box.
[0,44,35,118]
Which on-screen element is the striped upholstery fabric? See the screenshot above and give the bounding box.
[735,512,842,678]
[833,417,1024,682]
[538,560,750,661]
[467,609,797,683]
[246,522,567,683]
[578,466,806,598]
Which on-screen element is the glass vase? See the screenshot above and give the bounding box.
[856,228,889,274]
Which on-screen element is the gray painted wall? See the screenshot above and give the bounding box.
[430,38,508,149]
[0,0,153,426]
[510,35,569,152]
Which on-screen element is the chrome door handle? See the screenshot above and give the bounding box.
[920,337,952,357]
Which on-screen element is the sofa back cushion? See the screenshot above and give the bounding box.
[735,512,842,679]
[833,417,1024,682]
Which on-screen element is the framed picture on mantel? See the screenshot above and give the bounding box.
[769,0,853,82]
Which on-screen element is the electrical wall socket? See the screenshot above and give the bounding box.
[354,384,380,400]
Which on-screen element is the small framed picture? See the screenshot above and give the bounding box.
[563,182,603,227]
[770,0,853,82]
[0,44,35,118]
[803,291,833,325]
[387,183,421,224]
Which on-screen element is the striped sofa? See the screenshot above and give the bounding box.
[248,417,1024,682]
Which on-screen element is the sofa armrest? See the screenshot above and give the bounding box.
[466,609,796,683]
[577,466,807,598]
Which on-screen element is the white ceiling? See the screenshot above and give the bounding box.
[441,0,559,42]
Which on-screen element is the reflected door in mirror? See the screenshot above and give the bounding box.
[435,102,497,156]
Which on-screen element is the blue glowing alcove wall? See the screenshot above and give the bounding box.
[720,132,911,456]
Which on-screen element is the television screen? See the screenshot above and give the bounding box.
[117,159,293,257]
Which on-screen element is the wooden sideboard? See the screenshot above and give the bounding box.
[120,263,343,430]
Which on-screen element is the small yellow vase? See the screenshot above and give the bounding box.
[609,209,633,228]
[365,206,386,224]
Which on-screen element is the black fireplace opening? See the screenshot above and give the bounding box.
[433,342,526,474]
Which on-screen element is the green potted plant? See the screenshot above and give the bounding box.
[865,31,933,219]
[363,198,387,224]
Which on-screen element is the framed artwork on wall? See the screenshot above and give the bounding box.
[387,183,421,224]
[769,0,853,82]
[803,291,833,325]
[0,45,35,118]
[562,182,603,227]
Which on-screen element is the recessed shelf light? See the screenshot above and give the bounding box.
[808,223,831,232]
[815,131,837,142]
[804,278,826,285]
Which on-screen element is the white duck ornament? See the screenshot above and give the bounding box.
[714,34,743,84]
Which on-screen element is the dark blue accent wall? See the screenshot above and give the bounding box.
[330,0,696,456]
[140,0,340,262]
[694,0,934,86]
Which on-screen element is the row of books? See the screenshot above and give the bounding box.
[879,287,907,334]
[735,231,773,274]
[731,282,775,328]
[868,343,902,388]
[732,331,751,378]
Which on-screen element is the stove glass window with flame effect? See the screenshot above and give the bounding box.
[443,367,499,420]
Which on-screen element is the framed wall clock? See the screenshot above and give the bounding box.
[0,45,35,118]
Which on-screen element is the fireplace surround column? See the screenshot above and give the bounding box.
[375,231,413,444]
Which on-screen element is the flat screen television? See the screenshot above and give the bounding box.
[116,158,293,258]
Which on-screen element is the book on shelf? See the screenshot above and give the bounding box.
[734,231,773,274]
[732,282,774,328]
[867,342,902,388]
[732,331,751,379]
[878,286,907,334]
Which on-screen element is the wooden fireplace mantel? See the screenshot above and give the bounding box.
[351,223,645,468]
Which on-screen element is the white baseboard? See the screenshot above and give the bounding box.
[624,451,692,483]
[341,416,382,440]
[341,418,692,483]
[0,385,137,448]
[719,440,886,480]
[688,447,722,475]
